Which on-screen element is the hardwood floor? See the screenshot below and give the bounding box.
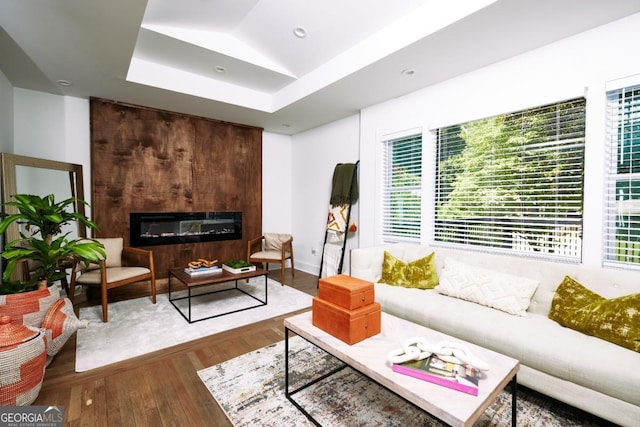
[35,268,318,426]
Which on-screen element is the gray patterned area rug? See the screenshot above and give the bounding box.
[198,336,610,427]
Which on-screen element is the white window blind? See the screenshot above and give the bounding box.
[435,98,586,261]
[381,134,422,242]
[604,84,640,268]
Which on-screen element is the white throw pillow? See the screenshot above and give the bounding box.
[435,258,539,316]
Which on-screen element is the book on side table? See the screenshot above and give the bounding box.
[393,355,480,396]
[184,266,223,276]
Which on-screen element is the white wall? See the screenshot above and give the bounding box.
[358,12,640,269]
[262,131,293,233]
[13,89,92,203]
[14,88,68,159]
[0,70,13,154]
[62,96,91,171]
[291,114,360,275]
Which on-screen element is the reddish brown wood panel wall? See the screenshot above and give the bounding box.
[89,99,262,278]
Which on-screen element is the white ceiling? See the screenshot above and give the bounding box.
[2,0,640,135]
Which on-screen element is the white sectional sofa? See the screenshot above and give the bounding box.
[350,243,640,427]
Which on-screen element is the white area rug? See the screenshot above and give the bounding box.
[76,278,312,372]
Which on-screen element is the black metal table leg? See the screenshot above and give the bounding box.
[284,328,350,427]
[284,327,324,426]
[285,327,290,397]
[511,374,517,427]
[188,286,192,322]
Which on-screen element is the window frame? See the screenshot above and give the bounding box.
[379,131,423,243]
[604,80,640,269]
[433,98,586,262]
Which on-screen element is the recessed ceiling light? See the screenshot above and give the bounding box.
[293,26,307,38]
[401,68,416,76]
[214,66,226,73]
[56,79,72,86]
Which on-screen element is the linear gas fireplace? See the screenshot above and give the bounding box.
[130,212,242,247]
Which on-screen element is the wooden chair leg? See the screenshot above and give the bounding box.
[60,274,69,297]
[281,262,285,286]
[68,278,76,304]
[101,284,109,322]
[290,253,295,279]
[150,276,157,303]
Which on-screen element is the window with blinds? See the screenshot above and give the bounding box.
[604,84,640,268]
[381,134,422,242]
[435,98,586,261]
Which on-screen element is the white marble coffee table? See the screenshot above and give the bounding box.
[284,311,519,427]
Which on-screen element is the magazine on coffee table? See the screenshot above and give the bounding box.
[393,354,480,396]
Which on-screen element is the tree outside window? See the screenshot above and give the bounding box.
[435,98,586,261]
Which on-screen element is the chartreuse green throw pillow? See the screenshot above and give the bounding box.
[548,276,640,352]
[380,251,438,289]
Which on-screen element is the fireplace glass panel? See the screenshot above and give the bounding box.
[130,212,242,247]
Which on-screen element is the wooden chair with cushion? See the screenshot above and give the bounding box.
[247,233,294,285]
[68,237,156,322]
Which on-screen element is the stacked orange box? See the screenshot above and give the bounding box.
[312,274,381,345]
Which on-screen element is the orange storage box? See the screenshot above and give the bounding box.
[312,297,381,345]
[318,274,375,310]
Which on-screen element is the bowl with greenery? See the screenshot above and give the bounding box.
[223,259,256,274]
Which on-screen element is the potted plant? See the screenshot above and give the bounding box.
[0,194,106,294]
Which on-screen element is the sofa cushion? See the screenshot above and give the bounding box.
[548,275,640,352]
[435,258,539,316]
[380,251,438,289]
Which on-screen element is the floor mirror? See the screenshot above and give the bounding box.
[0,152,87,258]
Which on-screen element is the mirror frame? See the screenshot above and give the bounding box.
[1,153,87,244]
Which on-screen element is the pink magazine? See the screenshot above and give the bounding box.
[392,355,480,396]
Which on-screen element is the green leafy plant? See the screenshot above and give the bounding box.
[0,194,106,294]
[224,259,253,268]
